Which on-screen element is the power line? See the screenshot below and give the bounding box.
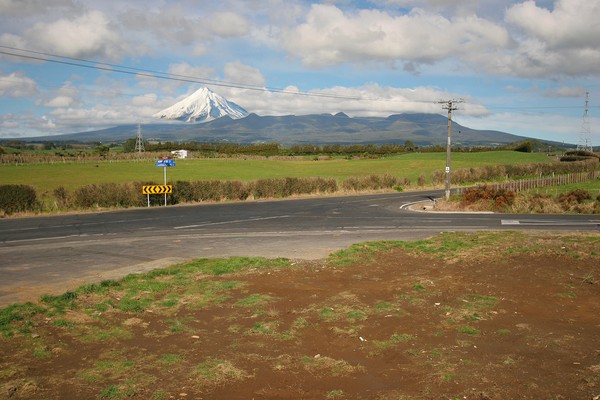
[0,45,385,102]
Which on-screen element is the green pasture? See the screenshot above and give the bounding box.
[0,151,554,194]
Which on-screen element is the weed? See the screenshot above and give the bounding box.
[319,307,336,320]
[496,329,512,335]
[80,326,133,343]
[195,358,250,385]
[412,282,426,291]
[160,353,184,366]
[301,356,364,377]
[374,333,416,350]
[180,257,291,276]
[327,389,345,398]
[292,317,309,330]
[503,356,516,365]
[0,302,46,336]
[236,294,271,308]
[79,280,121,294]
[442,373,456,382]
[458,325,480,335]
[40,291,78,315]
[248,322,277,335]
[33,343,51,359]
[115,297,153,313]
[374,301,393,310]
[558,292,577,298]
[346,310,367,322]
[52,319,77,328]
[99,385,121,399]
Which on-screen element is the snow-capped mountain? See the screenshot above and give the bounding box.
[153,87,249,123]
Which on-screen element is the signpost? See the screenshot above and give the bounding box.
[143,157,176,207]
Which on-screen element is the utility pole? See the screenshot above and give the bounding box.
[437,99,464,200]
[135,123,145,153]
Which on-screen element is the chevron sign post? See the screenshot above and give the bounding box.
[142,185,173,195]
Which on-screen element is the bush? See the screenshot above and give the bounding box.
[557,189,592,207]
[0,184,37,214]
[342,174,400,191]
[461,185,516,211]
[53,186,71,209]
[72,183,145,208]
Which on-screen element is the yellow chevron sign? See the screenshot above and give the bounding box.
[142,185,173,195]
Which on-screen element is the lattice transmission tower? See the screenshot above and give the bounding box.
[135,123,145,153]
[577,92,593,152]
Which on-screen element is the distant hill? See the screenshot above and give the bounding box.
[27,112,539,147]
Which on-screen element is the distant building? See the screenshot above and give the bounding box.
[171,149,189,159]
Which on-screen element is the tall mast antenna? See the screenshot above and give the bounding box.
[135,123,145,153]
[577,92,593,152]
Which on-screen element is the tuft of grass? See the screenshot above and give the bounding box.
[0,302,46,336]
[40,291,78,315]
[319,307,336,320]
[160,353,184,366]
[195,358,250,386]
[346,310,367,322]
[235,294,272,308]
[458,325,480,335]
[177,257,291,276]
[327,389,345,398]
[301,355,365,377]
[328,241,404,266]
[558,292,577,298]
[374,333,416,350]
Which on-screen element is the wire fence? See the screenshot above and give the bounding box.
[451,170,600,196]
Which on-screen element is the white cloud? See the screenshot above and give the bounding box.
[221,82,488,118]
[206,12,250,37]
[0,72,37,97]
[224,62,265,87]
[280,4,510,69]
[43,83,80,108]
[25,10,127,60]
[0,0,74,17]
[504,0,600,77]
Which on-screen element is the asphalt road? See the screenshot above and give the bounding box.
[1,190,598,305]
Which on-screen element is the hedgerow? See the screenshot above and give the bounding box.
[0,184,37,214]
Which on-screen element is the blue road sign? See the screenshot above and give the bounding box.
[155,159,176,167]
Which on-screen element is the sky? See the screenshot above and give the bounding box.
[0,0,599,146]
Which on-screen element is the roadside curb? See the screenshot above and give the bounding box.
[403,200,495,214]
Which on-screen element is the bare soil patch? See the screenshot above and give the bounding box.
[1,232,599,399]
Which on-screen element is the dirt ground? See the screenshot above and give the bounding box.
[1,232,599,400]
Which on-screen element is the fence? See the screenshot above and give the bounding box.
[451,170,600,196]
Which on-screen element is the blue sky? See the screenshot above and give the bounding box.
[1,0,599,146]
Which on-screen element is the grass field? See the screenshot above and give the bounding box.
[0,151,554,193]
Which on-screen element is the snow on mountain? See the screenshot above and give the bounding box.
[153,87,249,123]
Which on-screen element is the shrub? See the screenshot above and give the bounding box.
[53,186,71,209]
[0,184,37,214]
[557,189,592,206]
[342,174,400,191]
[461,185,516,211]
[222,180,251,201]
[72,183,144,208]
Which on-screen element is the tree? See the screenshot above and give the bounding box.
[122,138,137,153]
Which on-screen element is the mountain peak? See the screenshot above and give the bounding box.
[153,87,249,123]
